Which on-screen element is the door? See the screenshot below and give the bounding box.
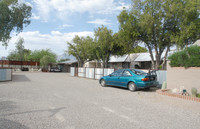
[106,69,123,86]
[118,70,132,87]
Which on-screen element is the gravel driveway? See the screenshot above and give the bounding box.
[0,72,199,129]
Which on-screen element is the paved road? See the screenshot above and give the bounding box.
[0,72,200,129]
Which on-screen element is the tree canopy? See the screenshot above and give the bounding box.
[0,0,32,46]
[94,25,116,68]
[40,55,56,68]
[7,37,26,61]
[29,49,57,63]
[67,35,94,67]
[7,46,57,67]
[117,0,200,69]
[67,26,148,68]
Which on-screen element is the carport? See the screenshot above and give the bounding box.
[57,60,78,72]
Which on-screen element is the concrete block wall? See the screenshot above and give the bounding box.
[167,62,200,94]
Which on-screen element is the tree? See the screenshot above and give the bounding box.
[0,0,32,46]
[7,51,18,61]
[7,37,25,61]
[117,0,200,69]
[23,49,31,61]
[40,55,56,68]
[67,35,94,67]
[29,49,57,62]
[57,58,70,63]
[94,25,115,68]
[168,45,200,67]
[15,37,25,61]
[129,46,148,53]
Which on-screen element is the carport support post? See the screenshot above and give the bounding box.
[94,68,95,80]
[75,67,78,77]
[77,67,79,77]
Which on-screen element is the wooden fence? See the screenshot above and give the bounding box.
[0,60,40,69]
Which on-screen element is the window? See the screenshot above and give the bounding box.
[131,69,147,75]
[111,69,123,76]
[123,70,131,76]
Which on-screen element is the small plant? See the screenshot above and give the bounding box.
[191,88,197,97]
[161,82,167,90]
[197,94,200,98]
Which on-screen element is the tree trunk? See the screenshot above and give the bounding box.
[162,45,170,70]
[155,58,160,70]
[155,51,163,70]
[102,60,105,68]
[78,60,84,67]
[147,45,155,69]
[105,56,109,68]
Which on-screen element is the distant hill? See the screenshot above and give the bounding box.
[57,53,76,61]
[0,57,7,60]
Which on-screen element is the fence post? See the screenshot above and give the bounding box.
[77,67,79,77]
[85,67,86,78]
[103,68,104,76]
[75,67,78,77]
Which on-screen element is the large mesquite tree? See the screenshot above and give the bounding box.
[94,26,116,68]
[117,0,200,69]
[67,35,94,67]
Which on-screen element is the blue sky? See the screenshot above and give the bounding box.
[0,0,131,57]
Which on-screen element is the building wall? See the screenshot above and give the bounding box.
[167,61,200,94]
[129,53,140,68]
[84,62,101,68]
[109,62,123,69]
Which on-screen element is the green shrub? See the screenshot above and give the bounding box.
[168,45,200,67]
[191,88,198,97]
[197,94,200,98]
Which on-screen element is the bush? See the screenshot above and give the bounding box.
[168,45,200,67]
[191,87,198,97]
[40,55,56,67]
[197,94,200,98]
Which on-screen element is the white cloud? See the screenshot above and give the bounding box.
[33,0,51,21]
[88,19,111,25]
[0,31,94,57]
[57,24,73,30]
[31,13,40,20]
[32,0,130,21]
[18,0,33,7]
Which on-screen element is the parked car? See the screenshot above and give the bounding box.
[21,67,29,71]
[50,67,61,72]
[99,69,158,91]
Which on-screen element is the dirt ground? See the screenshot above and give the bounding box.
[0,72,199,129]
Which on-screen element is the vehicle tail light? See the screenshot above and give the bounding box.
[142,78,149,81]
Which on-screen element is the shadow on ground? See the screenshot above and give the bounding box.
[12,75,30,82]
[139,87,160,92]
[0,101,17,112]
[105,85,160,92]
[0,107,66,118]
[0,118,29,129]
